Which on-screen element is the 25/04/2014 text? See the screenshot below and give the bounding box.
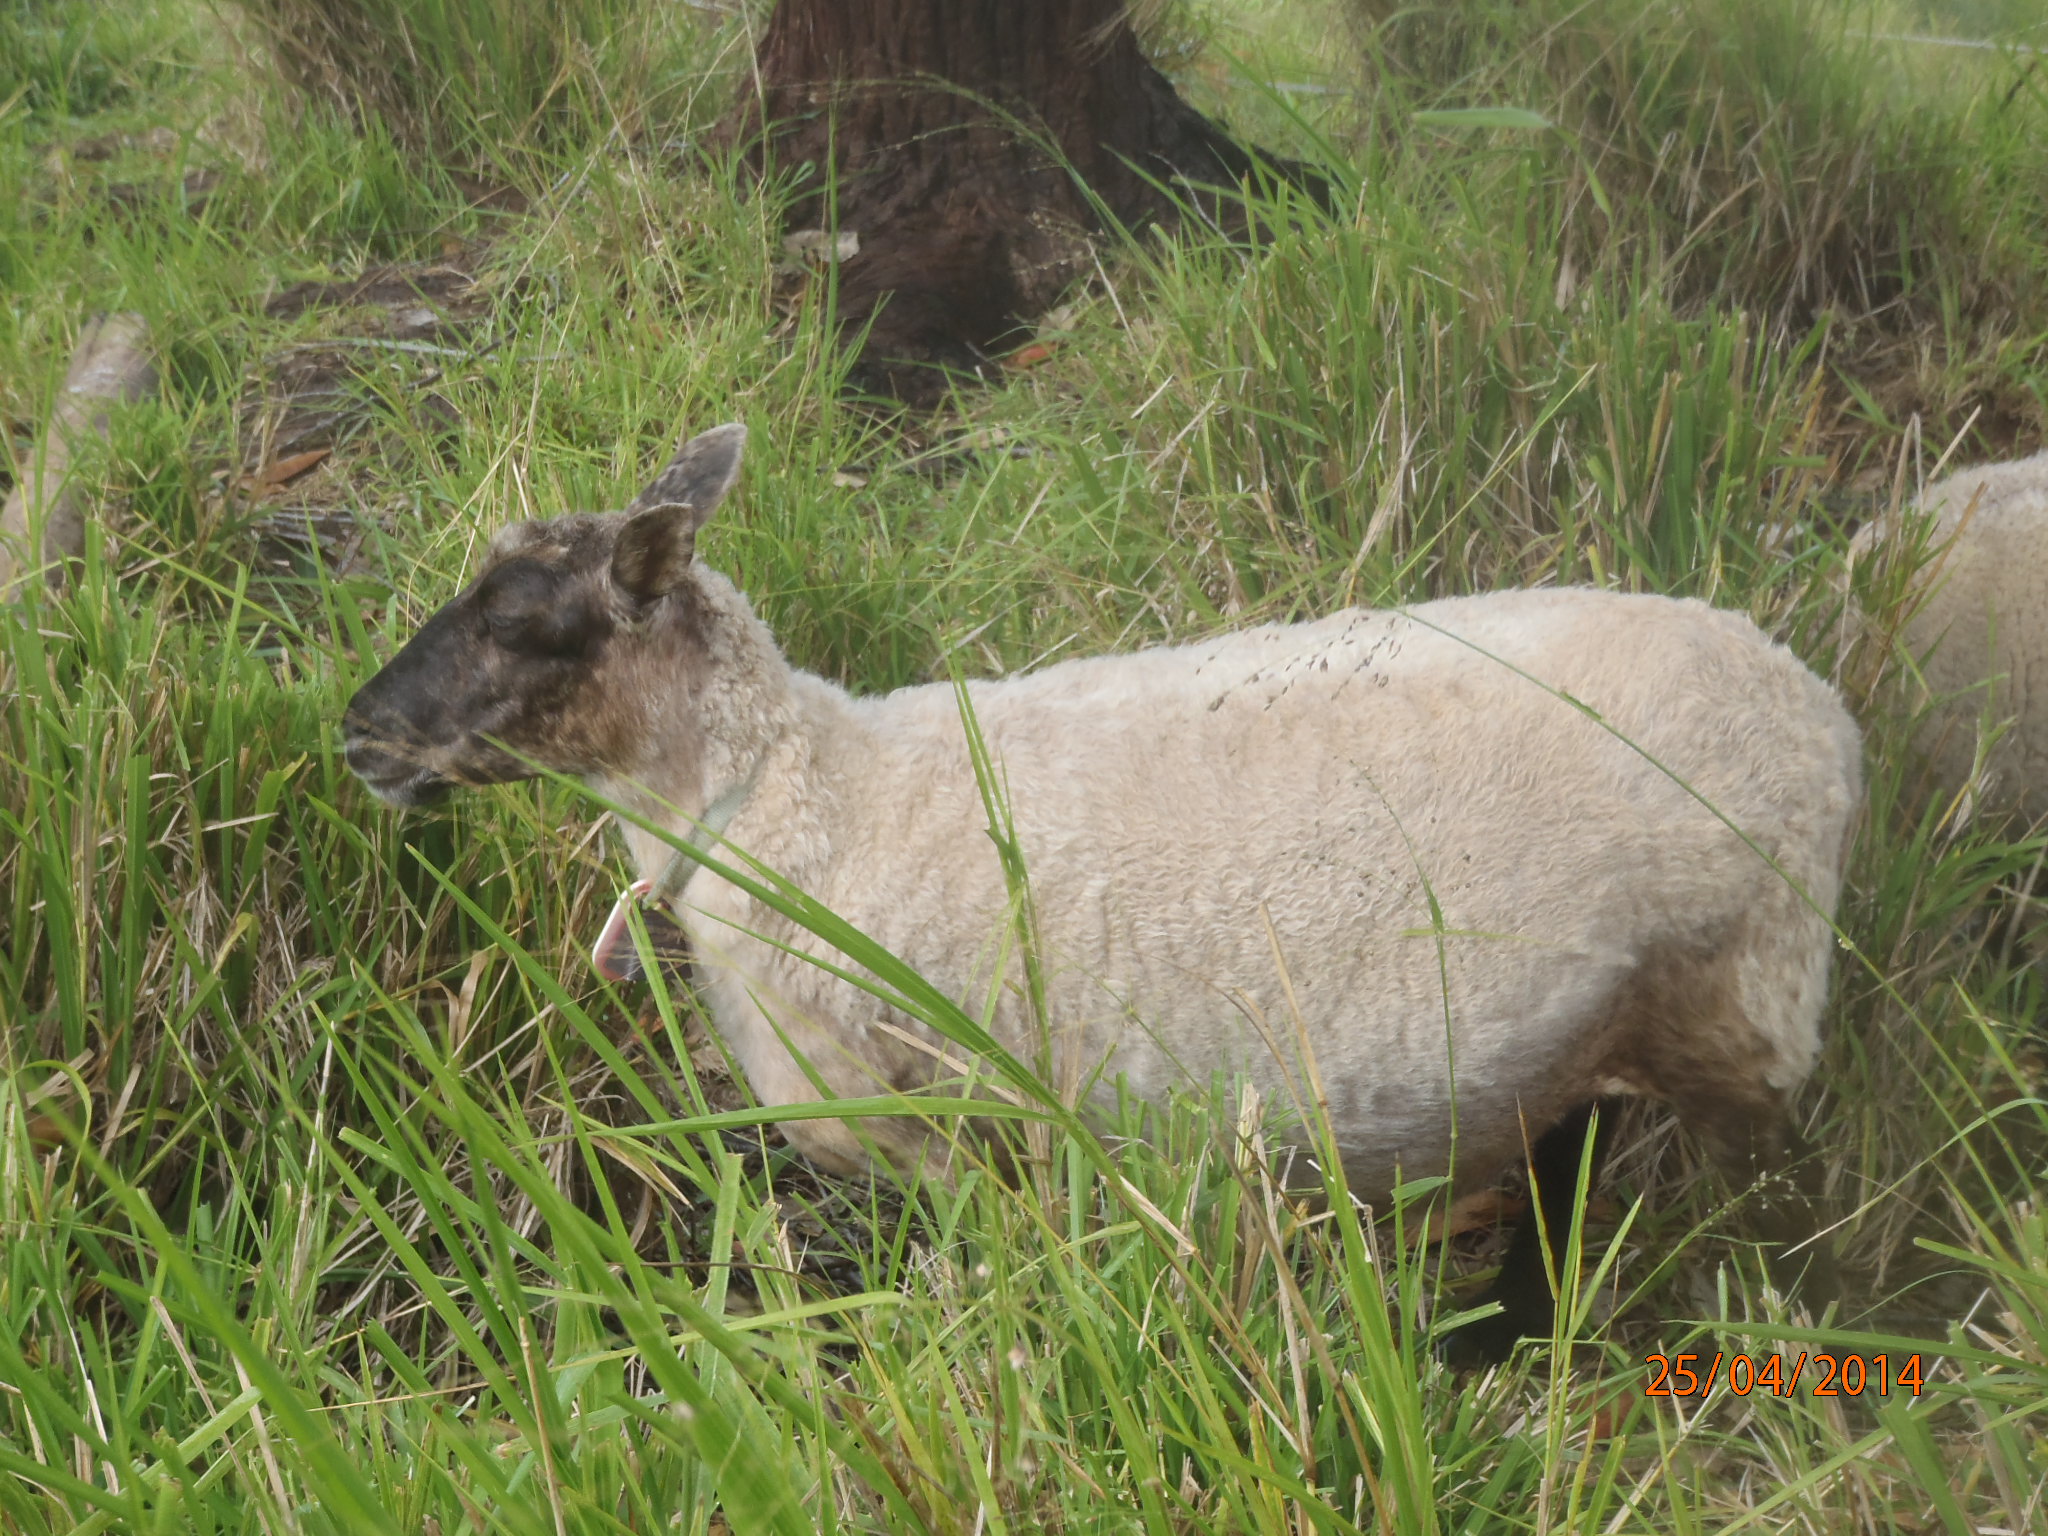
[1644,1352,1925,1398]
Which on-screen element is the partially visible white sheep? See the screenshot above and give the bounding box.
[343,423,1865,1357]
[1853,450,2048,827]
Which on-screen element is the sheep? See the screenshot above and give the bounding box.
[342,422,1864,1362]
[1852,450,2048,829]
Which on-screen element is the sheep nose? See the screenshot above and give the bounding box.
[341,723,379,775]
[340,695,409,772]
[340,700,376,755]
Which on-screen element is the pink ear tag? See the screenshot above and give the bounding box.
[593,878,656,982]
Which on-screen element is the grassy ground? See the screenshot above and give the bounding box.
[3,1,2047,1531]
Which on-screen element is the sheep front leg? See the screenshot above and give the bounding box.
[1688,1093,1840,1313]
[1440,1098,1620,1366]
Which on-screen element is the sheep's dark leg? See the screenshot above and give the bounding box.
[1441,1097,1619,1365]
[1650,1092,1842,1397]
[1691,1095,1838,1312]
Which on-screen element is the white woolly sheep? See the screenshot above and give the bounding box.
[1853,450,2048,828]
[342,423,1865,1361]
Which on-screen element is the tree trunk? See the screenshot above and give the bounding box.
[722,0,1299,403]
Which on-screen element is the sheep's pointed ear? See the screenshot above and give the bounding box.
[612,423,748,600]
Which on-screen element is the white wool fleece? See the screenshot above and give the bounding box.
[1857,450,2048,827]
[613,584,1863,1193]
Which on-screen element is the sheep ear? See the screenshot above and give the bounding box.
[612,423,747,600]
[627,422,747,520]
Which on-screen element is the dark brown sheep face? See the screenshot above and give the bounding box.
[342,423,746,806]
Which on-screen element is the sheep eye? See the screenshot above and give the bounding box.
[485,604,545,649]
[479,561,580,655]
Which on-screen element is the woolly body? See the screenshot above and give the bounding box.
[609,580,1863,1188]
[1857,450,2048,826]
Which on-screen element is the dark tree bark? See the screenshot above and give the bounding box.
[721,0,1305,402]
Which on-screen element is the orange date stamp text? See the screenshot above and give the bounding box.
[1643,1351,1924,1398]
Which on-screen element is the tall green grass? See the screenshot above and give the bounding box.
[0,0,189,118]
[4,0,2048,1530]
[1344,0,2048,449]
[234,0,741,161]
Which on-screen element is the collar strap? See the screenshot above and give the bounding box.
[647,765,760,903]
[592,762,763,982]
